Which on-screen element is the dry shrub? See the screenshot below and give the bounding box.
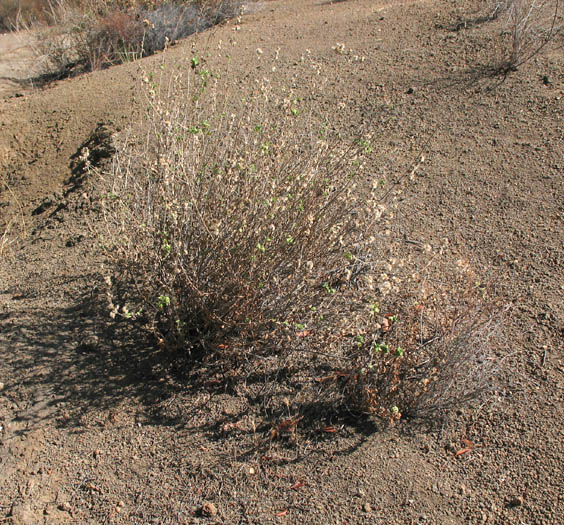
[99,59,503,426]
[32,1,142,75]
[101,64,382,354]
[342,256,506,421]
[489,0,563,70]
[142,1,239,56]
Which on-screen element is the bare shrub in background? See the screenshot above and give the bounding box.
[99,57,503,427]
[142,1,239,56]
[488,0,563,70]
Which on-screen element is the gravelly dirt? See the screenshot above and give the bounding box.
[0,30,38,99]
[1,0,563,523]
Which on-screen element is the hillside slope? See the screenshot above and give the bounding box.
[1,0,563,523]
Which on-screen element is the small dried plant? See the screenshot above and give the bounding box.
[342,257,506,422]
[0,176,26,259]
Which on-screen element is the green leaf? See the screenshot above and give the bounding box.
[157,295,170,309]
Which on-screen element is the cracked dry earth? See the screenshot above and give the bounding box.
[1,0,563,523]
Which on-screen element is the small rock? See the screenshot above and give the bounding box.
[201,502,217,517]
[58,502,71,513]
[363,502,372,513]
[407,87,415,94]
[543,75,551,85]
[508,496,523,507]
[0,381,4,391]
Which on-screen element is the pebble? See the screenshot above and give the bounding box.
[363,502,372,513]
[201,502,217,517]
[0,382,4,391]
[58,502,71,512]
[508,496,523,507]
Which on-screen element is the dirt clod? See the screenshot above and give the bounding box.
[58,502,71,512]
[201,502,218,517]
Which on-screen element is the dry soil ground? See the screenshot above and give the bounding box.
[0,29,37,99]
[0,0,563,523]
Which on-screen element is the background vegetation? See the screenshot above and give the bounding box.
[2,0,240,77]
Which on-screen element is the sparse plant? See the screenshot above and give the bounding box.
[0,176,27,259]
[0,0,52,31]
[102,63,380,355]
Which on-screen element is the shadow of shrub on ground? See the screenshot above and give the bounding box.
[1,277,383,461]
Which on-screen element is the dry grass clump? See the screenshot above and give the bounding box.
[0,175,27,259]
[99,57,502,428]
[0,0,49,31]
